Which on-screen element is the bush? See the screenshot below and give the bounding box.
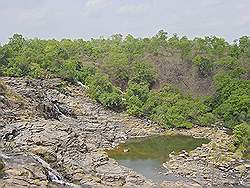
[86,73,123,111]
[125,81,149,102]
[197,113,217,126]
[99,90,123,110]
[193,55,213,77]
[29,63,44,78]
[126,96,144,116]
[176,121,193,129]
[144,85,208,128]
[76,65,96,84]
[233,123,250,150]
[130,60,156,85]
[86,73,113,99]
[213,72,250,127]
[233,123,250,158]
[102,49,130,89]
[124,82,149,116]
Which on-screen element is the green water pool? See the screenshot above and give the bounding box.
[107,135,209,183]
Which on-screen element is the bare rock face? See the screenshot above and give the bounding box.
[0,158,4,172]
[31,146,57,163]
[1,77,248,187]
[0,81,7,96]
[0,153,49,188]
[0,152,84,188]
[163,127,250,187]
[37,101,62,120]
[160,180,202,188]
[0,77,160,187]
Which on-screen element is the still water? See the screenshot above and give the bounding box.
[107,135,209,183]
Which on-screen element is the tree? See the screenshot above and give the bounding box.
[130,60,156,85]
[86,73,123,111]
[102,48,130,89]
[233,123,250,155]
[193,55,213,77]
[124,82,149,116]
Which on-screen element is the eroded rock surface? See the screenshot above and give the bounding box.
[1,77,249,187]
[0,77,160,187]
[164,127,250,187]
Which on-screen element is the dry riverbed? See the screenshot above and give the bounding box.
[0,77,249,187]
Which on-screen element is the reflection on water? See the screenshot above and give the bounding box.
[107,135,209,183]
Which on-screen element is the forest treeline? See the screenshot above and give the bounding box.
[0,31,249,153]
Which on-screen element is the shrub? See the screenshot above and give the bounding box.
[86,73,123,111]
[176,121,193,129]
[86,73,113,99]
[124,82,149,116]
[233,123,250,159]
[233,123,250,150]
[29,63,44,78]
[126,96,144,116]
[193,55,213,77]
[213,72,250,127]
[130,60,156,85]
[76,65,96,84]
[144,85,208,128]
[99,90,123,110]
[197,113,217,126]
[125,81,149,102]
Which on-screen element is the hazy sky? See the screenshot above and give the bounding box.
[0,0,250,43]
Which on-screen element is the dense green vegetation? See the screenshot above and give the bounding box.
[0,32,249,135]
[233,123,250,157]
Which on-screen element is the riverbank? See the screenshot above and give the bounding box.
[0,77,249,187]
[163,127,250,187]
[0,77,161,187]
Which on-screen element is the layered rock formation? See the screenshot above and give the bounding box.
[0,77,161,187]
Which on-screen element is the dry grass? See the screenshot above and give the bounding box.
[148,53,215,97]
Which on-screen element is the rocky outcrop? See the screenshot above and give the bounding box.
[1,77,249,187]
[0,77,160,187]
[164,127,250,187]
[160,180,202,188]
[0,152,49,188]
[0,152,82,188]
